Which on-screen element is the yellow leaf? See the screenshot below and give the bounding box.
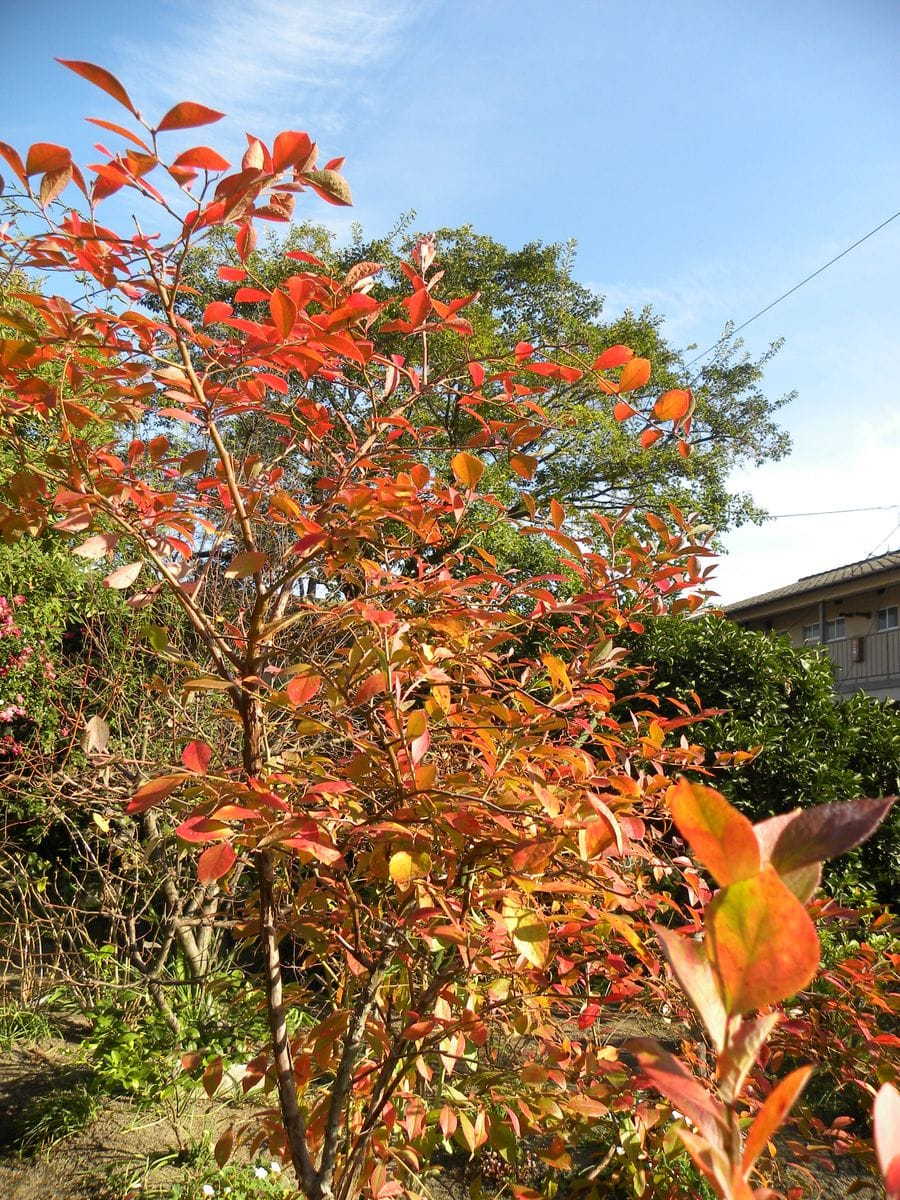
[501,895,549,969]
[389,849,432,890]
[541,652,572,696]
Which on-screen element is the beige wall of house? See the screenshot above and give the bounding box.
[729,568,900,701]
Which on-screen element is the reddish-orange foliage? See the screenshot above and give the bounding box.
[0,61,892,1200]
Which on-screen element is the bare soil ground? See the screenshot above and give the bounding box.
[0,1018,881,1200]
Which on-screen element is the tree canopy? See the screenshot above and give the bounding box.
[177,221,792,542]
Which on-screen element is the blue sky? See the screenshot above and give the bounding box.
[4,0,899,602]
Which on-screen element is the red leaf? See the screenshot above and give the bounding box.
[742,1066,813,1177]
[203,301,233,325]
[157,102,225,132]
[26,143,71,177]
[468,361,485,389]
[706,867,820,1015]
[754,796,895,875]
[286,674,322,706]
[182,740,212,775]
[273,130,314,172]
[173,146,231,172]
[593,344,634,370]
[217,266,246,282]
[618,357,652,392]
[669,779,760,886]
[56,59,138,115]
[0,141,27,185]
[628,1039,727,1150]
[236,222,257,262]
[405,288,431,327]
[85,118,150,151]
[198,841,236,884]
[126,774,184,814]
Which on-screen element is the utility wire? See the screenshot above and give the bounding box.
[687,207,900,370]
[767,503,899,519]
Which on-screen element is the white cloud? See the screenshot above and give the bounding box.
[713,413,900,605]
[118,0,423,129]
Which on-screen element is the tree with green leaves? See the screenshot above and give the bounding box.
[626,612,900,902]
[175,221,792,544]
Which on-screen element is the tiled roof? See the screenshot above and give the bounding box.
[725,551,900,614]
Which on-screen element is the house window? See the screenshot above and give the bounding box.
[877,606,899,632]
[824,617,845,642]
[802,623,821,644]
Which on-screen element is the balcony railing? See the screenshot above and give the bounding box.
[825,627,900,697]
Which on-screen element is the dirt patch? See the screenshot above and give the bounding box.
[0,1037,243,1200]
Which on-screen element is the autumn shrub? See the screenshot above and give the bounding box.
[0,61,895,1200]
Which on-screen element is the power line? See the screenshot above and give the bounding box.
[767,503,899,519]
[687,207,900,370]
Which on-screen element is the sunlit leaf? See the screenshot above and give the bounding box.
[669,779,760,886]
[501,895,549,969]
[451,451,484,488]
[57,59,138,115]
[157,102,225,132]
[706,867,819,1015]
[742,1066,813,1178]
[197,841,236,884]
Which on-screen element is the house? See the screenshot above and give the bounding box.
[724,551,900,701]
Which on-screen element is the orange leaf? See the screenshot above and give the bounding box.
[214,1126,235,1168]
[706,867,820,1016]
[269,289,297,339]
[509,453,537,480]
[451,451,484,489]
[668,779,760,886]
[550,498,564,530]
[56,59,137,115]
[39,165,73,207]
[198,841,236,884]
[225,550,267,579]
[182,740,212,775]
[157,102,225,132]
[173,146,231,172]
[654,926,727,1052]
[618,357,652,393]
[593,344,634,370]
[742,1066,813,1177]
[203,301,233,325]
[126,774,184,814]
[613,401,637,421]
[640,428,663,449]
[26,143,71,176]
[103,560,143,589]
[653,388,693,422]
[286,674,322,706]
